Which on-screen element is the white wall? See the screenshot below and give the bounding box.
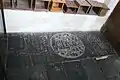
[93,0,119,30]
[4,0,119,33]
[0,11,4,33]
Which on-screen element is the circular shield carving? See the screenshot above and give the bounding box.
[50,33,85,58]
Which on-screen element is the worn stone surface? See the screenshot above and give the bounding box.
[0,32,119,80]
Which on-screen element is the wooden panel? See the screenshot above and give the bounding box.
[75,0,90,14]
[87,0,109,16]
[34,0,50,11]
[64,0,78,14]
[3,0,12,8]
[16,0,30,9]
[50,0,65,12]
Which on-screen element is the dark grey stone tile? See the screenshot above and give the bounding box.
[31,55,47,65]
[75,31,117,57]
[0,34,7,56]
[81,59,106,80]
[5,32,118,80]
[46,59,106,80]
[107,76,120,80]
[0,56,5,80]
[46,63,67,80]
[8,34,21,52]
[8,33,49,55]
[63,61,88,80]
[6,54,32,69]
[98,56,120,77]
[7,64,47,80]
